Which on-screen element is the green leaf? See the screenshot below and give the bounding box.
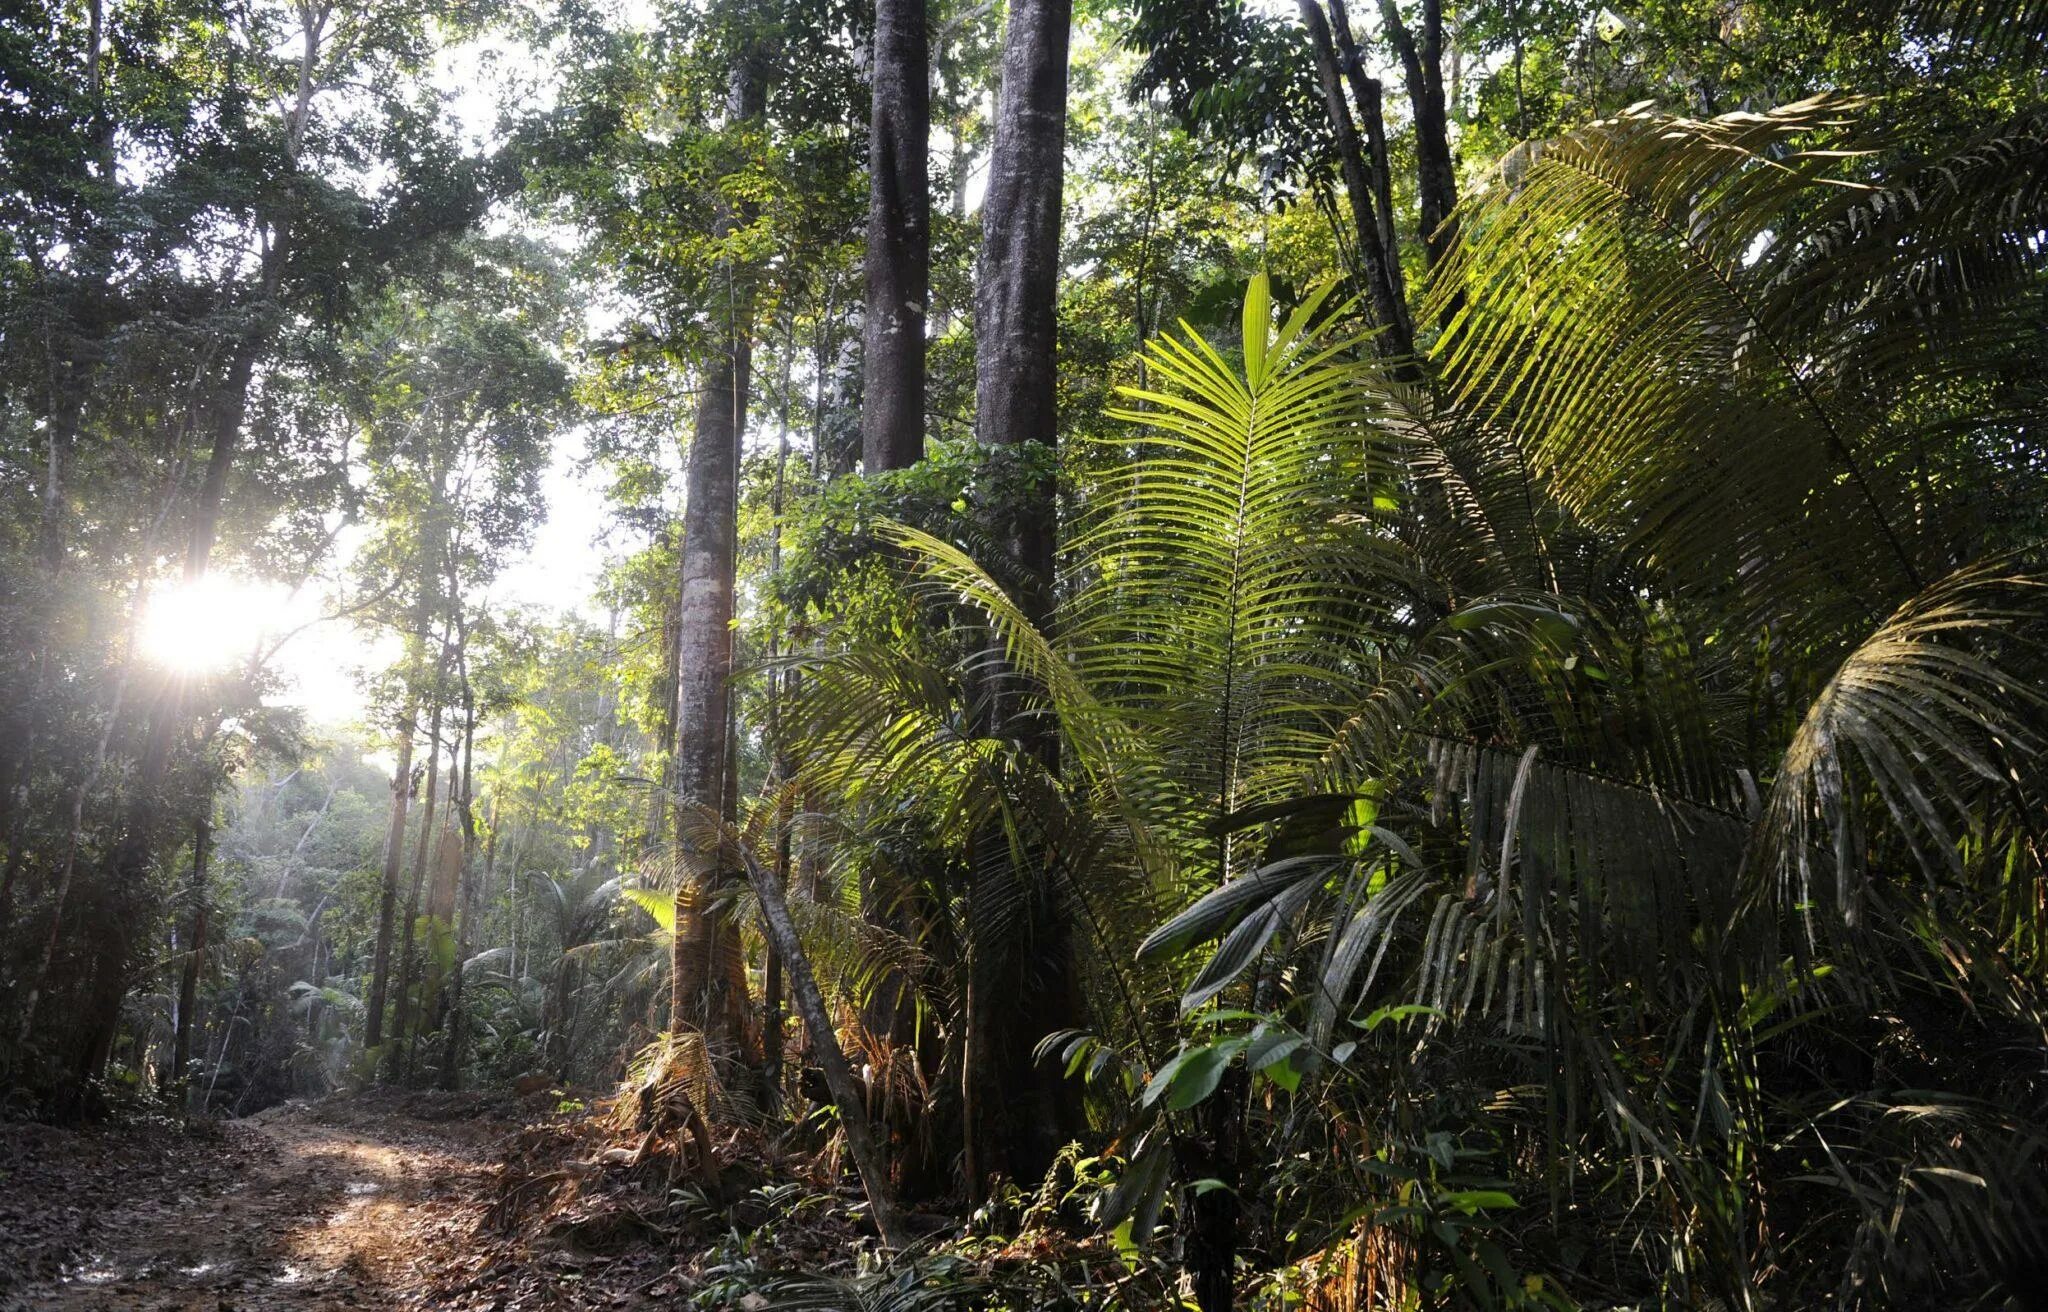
[1166,1046,1232,1110]
[1242,272,1271,390]
[1439,1189,1520,1214]
[1137,856,1338,963]
[621,886,677,934]
[1357,1003,1444,1032]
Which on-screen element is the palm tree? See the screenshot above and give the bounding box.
[799,92,2048,1309]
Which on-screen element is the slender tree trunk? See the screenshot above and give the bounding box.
[392,710,446,1070]
[670,39,768,1045]
[1324,0,1403,283]
[182,341,260,581]
[1368,0,1458,273]
[647,524,681,875]
[762,320,797,1102]
[1189,1069,1249,1312]
[441,663,479,1090]
[547,958,578,1078]
[366,469,447,1049]
[743,847,908,1250]
[715,705,757,1058]
[171,816,211,1100]
[861,0,931,473]
[274,784,336,898]
[1297,0,1415,363]
[364,710,416,1049]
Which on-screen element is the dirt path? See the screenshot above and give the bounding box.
[0,1098,510,1311]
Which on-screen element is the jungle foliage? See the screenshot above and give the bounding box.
[2,0,2044,1308]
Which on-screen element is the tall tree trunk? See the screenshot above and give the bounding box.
[1297,0,1414,363]
[365,467,448,1049]
[1189,1069,1249,1312]
[852,81,926,1049]
[392,708,446,1071]
[670,330,751,1037]
[1323,0,1404,281]
[861,0,931,473]
[171,816,211,1101]
[182,341,260,582]
[670,38,768,1046]
[441,656,479,1090]
[364,708,416,1049]
[274,783,336,898]
[647,524,681,876]
[1368,0,1458,273]
[762,320,797,1103]
[973,0,1071,593]
[963,0,1086,1200]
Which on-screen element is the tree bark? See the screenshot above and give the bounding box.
[1323,0,1403,281]
[1189,1069,1248,1312]
[1367,0,1458,274]
[182,340,260,583]
[861,0,931,473]
[391,695,446,1062]
[671,332,749,1036]
[742,847,908,1250]
[366,465,448,1050]
[647,524,681,876]
[763,322,797,1103]
[440,654,479,1090]
[171,816,212,1101]
[1297,0,1415,363]
[973,0,1070,469]
[960,0,1086,1200]
[364,710,416,1049]
[671,42,768,1045]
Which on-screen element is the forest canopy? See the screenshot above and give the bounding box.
[2,0,2046,1308]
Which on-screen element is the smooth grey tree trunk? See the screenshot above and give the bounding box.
[973,0,1070,468]
[671,42,768,1042]
[962,0,1086,1203]
[440,654,479,1090]
[365,463,446,1050]
[861,0,932,473]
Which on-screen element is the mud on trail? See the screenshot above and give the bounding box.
[0,1094,515,1311]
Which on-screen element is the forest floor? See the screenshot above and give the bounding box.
[0,1091,523,1310]
[0,1083,1151,1311]
[0,1087,884,1310]
[0,1080,831,1309]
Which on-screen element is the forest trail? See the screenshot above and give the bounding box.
[0,1096,514,1311]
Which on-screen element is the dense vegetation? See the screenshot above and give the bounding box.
[3,0,2045,1306]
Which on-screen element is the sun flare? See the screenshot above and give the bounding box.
[137,576,280,674]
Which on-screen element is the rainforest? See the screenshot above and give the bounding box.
[1,0,2045,1308]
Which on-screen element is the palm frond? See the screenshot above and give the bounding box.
[1435,97,1932,646]
[1757,561,2048,922]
